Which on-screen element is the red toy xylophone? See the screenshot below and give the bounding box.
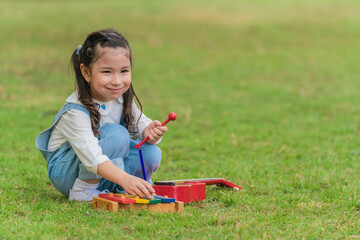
[153,178,242,203]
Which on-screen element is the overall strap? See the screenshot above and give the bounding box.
[56,103,124,126]
[120,115,125,126]
[53,103,90,126]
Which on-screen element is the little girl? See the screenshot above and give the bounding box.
[36,29,167,201]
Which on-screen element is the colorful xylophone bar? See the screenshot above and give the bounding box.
[93,193,183,213]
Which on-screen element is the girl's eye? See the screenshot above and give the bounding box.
[102,71,111,74]
[121,69,129,73]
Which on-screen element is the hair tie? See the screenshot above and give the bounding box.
[76,45,82,55]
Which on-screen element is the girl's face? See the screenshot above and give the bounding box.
[80,47,131,102]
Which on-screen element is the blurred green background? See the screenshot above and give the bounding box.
[1,0,360,239]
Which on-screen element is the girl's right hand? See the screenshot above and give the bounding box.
[121,174,155,199]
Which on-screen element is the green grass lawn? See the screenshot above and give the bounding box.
[1,0,360,239]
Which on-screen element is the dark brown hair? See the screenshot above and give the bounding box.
[71,29,142,138]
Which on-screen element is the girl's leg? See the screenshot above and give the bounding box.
[70,124,130,195]
[96,136,162,193]
[48,142,80,197]
[78,124,130,181]
[50,124,130,199]
[75,123,161,193]
[123,139,162,185]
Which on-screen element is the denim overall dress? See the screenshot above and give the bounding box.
[36,103,161,197]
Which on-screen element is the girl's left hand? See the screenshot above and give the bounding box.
[143,120,168,144]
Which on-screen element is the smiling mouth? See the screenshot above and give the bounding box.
[108,88,122,93]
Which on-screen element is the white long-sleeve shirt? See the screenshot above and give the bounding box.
[48,91,153,174]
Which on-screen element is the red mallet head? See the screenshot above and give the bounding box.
[168,112,177,121]
[161,112,177,126]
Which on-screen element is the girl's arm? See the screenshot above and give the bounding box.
[97,160,155,199]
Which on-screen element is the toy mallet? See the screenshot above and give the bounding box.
[136,112,177,181]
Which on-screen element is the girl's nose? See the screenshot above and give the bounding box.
[111,74,122,85]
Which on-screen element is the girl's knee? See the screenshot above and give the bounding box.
[142,144,162,169]
[100,124,129,139]
[99,124,130,158]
